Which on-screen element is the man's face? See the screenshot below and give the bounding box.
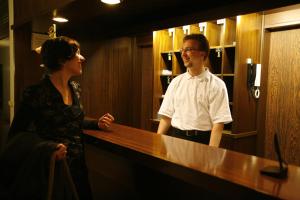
[181,39,206,68]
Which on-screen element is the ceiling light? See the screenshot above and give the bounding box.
[101,0,122,5]
[52,17,69,23]
[52,9,68,23]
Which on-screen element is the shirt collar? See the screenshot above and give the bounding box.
[185,67,210,81]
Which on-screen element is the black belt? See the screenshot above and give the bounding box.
[171,127,211,144]
[172,127,210,136]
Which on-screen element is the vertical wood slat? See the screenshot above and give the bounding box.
[139,44,153,130]
[14,23,44,110]
[80,37,142,127]
[233,13,262,134]
[264,28,300,166]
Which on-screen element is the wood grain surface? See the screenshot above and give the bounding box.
[84,123,300,200]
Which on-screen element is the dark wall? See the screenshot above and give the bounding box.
[79,37,137,126]
[78,34,153,128]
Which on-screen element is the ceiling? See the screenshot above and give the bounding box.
[31,0,300,39]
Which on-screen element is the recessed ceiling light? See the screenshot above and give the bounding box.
[101,0,122,5]
[52,17,69,23]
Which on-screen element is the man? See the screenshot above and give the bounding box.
[157,34,232,147]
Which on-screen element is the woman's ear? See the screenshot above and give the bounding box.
[58,58,67,68]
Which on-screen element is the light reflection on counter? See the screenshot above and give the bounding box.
[161,136,225,175]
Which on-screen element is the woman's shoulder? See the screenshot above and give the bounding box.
[21,78,55,105]
[23,78,50,96]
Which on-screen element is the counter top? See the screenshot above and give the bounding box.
[84,123,300,199]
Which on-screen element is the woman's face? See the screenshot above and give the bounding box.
[63,49,85,76]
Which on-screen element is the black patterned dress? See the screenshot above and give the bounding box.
[8,75,97,199]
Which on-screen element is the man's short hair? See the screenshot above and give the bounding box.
[183,34,210,59]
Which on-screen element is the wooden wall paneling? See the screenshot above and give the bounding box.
[152,30,172,119]
[80,37,141,127]
[138,42,153,130]
[232,13,262,134]
[205,21,221,47]
[256,30,271,157]
[223,18,236,46]
[14,23,43,110]
[80,40,110,119]
[264,28,300,166]
[85,143,139,199]
[131,38,142,129]
[173,27,184,75]
[110,38,134,126]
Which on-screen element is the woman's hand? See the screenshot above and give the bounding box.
[98,113,115,130]
[55,143,67,160]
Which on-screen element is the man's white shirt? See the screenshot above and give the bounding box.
[158,68,233,131]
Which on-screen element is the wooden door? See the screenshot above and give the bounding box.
[265,28,300,166]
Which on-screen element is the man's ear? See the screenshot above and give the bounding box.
[200,51,207,61]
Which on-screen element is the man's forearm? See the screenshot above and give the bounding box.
[157,116,171,135]
[209,123,224,147]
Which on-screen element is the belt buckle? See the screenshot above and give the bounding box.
[185,130,191,136]
[185,130,198,136]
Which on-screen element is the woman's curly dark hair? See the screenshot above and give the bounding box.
[41,36,80,72]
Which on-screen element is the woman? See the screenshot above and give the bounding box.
[7,36,114,199]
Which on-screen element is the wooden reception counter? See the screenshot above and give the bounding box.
[84,124,300,200]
